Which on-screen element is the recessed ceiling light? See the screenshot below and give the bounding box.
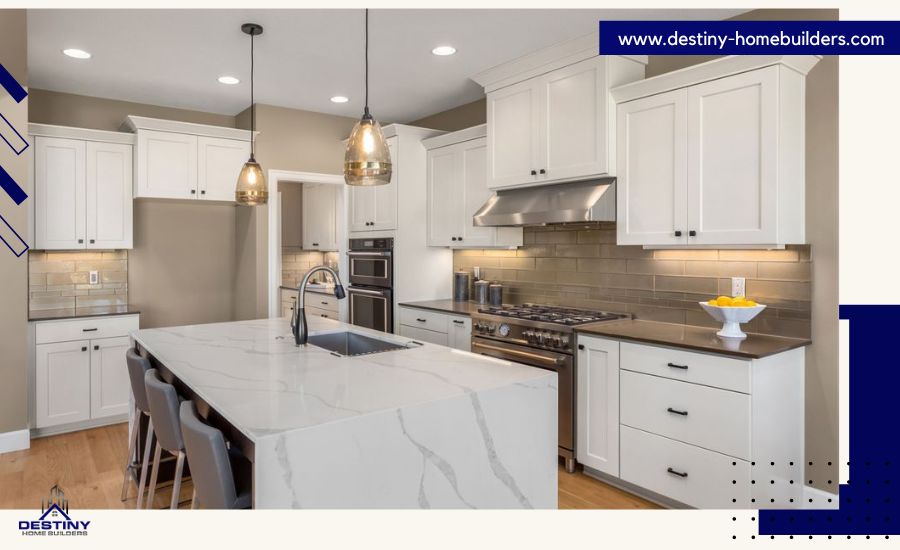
[431,46,456,56]
[330,96,349,104]
[217,76,240,85]
[62,48,91,59]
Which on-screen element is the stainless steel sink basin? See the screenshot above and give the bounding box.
[307,331,407,357]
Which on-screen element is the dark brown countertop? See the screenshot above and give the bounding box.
[575,319,811,359]
[398,299,485,316]
[29,306,141,322]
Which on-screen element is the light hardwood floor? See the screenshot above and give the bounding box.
[0,423,657,510]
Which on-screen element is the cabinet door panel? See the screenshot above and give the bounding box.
[350,185,375,232]
[372,137,398,230]
[90,336,132,419]
[576,335,620,476]
[35,340,91,428]
[487,80,540,189]
[86,142,133,249]
[198,137,249,202]
[303,183,339,250]
[687,67,778,245]
[542,57,608,182]
[426,145,460,246]
[447,316,472,351]
[34,137,86,249]
[136,130,197,199]
[458,138,500,247]
[616,89,688,246]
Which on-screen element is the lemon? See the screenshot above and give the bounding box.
[716,296,733,307]
[731,296,747,307]
[746,300,757,307]
[707,299,717,306]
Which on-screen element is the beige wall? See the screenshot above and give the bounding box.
[410,98,486,131]
[0,9,28,434]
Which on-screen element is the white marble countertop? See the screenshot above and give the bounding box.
[131,317,554,442]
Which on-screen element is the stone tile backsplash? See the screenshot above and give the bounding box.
[454,223,812,338]
[29,250,128,311]
[281,248,340,288]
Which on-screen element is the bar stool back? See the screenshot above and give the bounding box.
[123,348,155,508]
[144,369,188,509]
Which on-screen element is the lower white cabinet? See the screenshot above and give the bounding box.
[280,288,340,320]
[33,314,139,431]
[398,306,471,352]
[576,335,620,476]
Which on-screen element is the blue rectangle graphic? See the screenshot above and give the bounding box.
[0,211,28,257]
[0,164,28,205]
[0,62,27,103]
[599,20,900,55]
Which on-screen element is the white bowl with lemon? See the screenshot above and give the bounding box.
[698,296,766,339]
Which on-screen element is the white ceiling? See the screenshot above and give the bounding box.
[28,9,746,123]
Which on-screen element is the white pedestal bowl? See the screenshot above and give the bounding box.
[698,302,766,339]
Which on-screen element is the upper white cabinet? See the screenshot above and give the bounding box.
[613,55,820,247]
[349,136,398,232]
[31,125,134,250]
[424,125,522,248]
[473,34,646,190]
[302,183,339,251]
[124,116,251,203]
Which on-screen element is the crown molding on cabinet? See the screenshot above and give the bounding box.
[471,31,647,93]
[422,124,486,150]
[121,115,258,141]
[28,123,135,145]
[611,54,822,104]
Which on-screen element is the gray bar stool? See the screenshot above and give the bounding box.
[122,348,156,509]
[144,369,189,509]
[179,401,251,509]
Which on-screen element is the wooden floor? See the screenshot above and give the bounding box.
[0,423,657,510]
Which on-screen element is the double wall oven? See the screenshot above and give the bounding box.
[347,238,393,333]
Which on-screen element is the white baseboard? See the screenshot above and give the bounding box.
[803,484,840,509]
[0,429,30,454]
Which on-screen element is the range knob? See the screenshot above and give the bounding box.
[523,330,534,343]
[559,335,570,349]
[550,335,562,348]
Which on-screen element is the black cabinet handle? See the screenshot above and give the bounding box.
[457,236,463,241]
[674,230,682,237]
[89,239,95,244]
[539,169,546,174]
[451,237,457,241]
[689,230,697,237]
[416,318,426,323]
[667,467,688,478]
[667,362,688,370]
[321,314,328,318]
[452,320,465,325]
[81,346,87,352]
[93,345,99,351]
[530,170,537,176]
[201,190,206,195]
[667,407,689,416]
[78,239,84,244]
[312,243,319,246]
[191,189,196,194]
[82,328,98,332]
[577,344,585,350]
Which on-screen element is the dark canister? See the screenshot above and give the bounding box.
[474,280,490,304]
[489,283,503,306]
[453,271,471,302]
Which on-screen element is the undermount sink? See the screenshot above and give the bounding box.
[307,331,407,357]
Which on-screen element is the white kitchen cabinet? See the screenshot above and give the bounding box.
[424,127,522,249]
[612,56,818,247]
[32,127,134,250]
[302,183,339,251]
[480,55,646,190]
[198,136,250,201]
[135,129,197,199]
[349,136,398,232]
[576,334,620,476]
[398,306,470,352]
[32,314,140,433]
[447,316,472,352]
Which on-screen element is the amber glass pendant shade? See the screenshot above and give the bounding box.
[344,114,392,186]
[235,156,268,205]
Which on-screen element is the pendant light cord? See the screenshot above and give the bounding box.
[250,29,256,159]
[364,8,370,118]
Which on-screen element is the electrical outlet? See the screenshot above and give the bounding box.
[90,271,99,285]
[731,277,746,298]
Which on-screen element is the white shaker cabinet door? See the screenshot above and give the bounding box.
[487,79,540,189]
[686,66,778,245]
[35,340,92,428]
[90,336,132,419]
[302,183,339,251]
[34,136,86,249]
[349,185,375,232]
[135,130,197,199]
[616,89,688,246]
[447,316,472,352]
[458,138,502,247]
[371,136,398,231]
[198,137,249,202]
[576,335,620,477]
[86,141,133,249]
[426,144,461,247]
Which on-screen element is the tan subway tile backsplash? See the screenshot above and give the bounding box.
[29,250,128,311]
[281,248,340,288]
[454,224,812,338]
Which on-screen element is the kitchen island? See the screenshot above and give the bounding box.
[130,316,557,509]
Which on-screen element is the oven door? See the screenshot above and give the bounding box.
[348,286,393,333]
[348,251,392,288]
[471,336,574,454]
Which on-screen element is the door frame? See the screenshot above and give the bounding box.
[266,170,348,319]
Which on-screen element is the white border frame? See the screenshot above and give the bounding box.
[266,169,347,319]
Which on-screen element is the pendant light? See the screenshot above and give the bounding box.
[235,22,267,206]
[344,9,392,186]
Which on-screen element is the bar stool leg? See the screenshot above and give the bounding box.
[146,443,163,509]
[170,451,185,510]
[120,405,140,501]
[190,488,198,509]
[135,416,155,509]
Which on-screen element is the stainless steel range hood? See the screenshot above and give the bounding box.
[473,179,616,227]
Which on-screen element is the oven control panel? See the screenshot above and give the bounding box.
[472,318,572,352]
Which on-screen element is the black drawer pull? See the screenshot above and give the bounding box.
[452,320,465,325]
[667,407,689,416]
[688,230,697,237]
[577,344,585,350]
[416,318,426,323]
[321,301,329,305]
[93,345,99,351]
[667,362,688,370]
[667,467,688,478]
[674,230,682,237]
[81,346,87,352]
[82,328,98,332]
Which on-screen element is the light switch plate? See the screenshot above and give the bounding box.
[90,271,99,285]
[731,277,746,298]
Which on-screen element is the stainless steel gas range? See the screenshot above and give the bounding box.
[470,304,630,473]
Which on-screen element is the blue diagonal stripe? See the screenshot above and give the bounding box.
[0,62,27,103]
[0,164,27,204]
[0,211,28,257]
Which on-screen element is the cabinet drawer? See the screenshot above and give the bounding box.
[621,426,750,509]
[399,307,449,333]
[35,315,139,344]
[307,292,339,313]
[621,370,750,460]
[399,325,449,347]
[306,306,337,320]
[620,342,750,393]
